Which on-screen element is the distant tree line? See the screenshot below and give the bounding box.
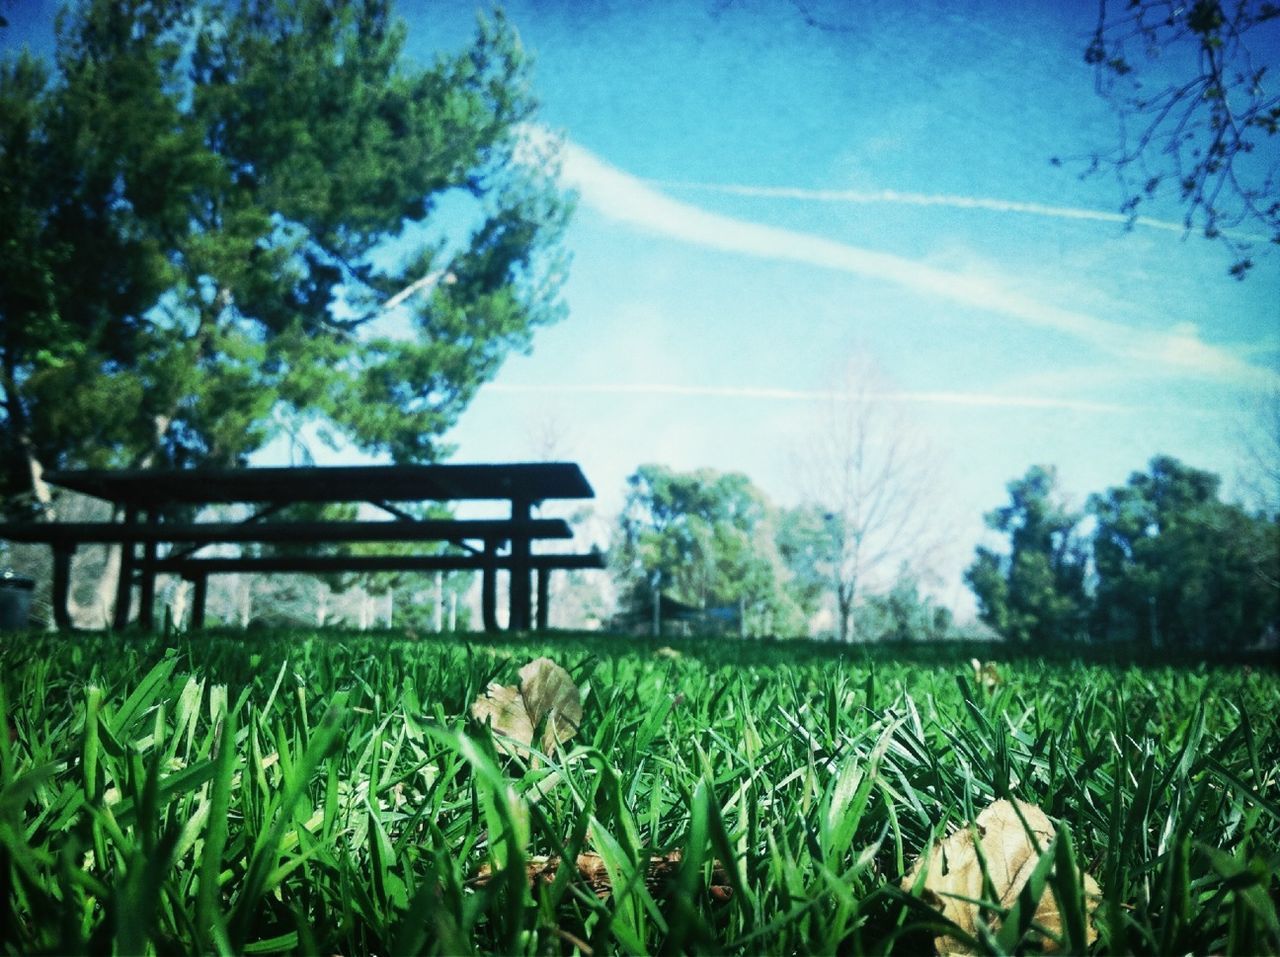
[612,463,952,642]
[967,456,1278,649]
[611,454,1278,648]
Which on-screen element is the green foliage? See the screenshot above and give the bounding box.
[616,475,951,642]
[774,503,836,622]
[860,568,954,642]
[0,630,1277,954]
[0,0,570,509]
[1089,455,1279,648]
[970,456,1279,647]
[965,465,1090,643]
[615,465,806,635]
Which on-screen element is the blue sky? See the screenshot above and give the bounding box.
[427,0,1278,611]
[5,0,1277,615]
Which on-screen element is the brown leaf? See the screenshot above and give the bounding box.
[470,850,731,901]
[470,657,583,756]
[903,799,1101,955]
[969,658,1001,694]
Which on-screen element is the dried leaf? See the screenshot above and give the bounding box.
[470,850,731,900]
[969,658,1001,694]
[903,799,1101,955]
[470,682,533,749]
[470,657,582,756]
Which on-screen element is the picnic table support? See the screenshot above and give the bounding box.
[189,573,208,629]
[51,545,74,631]
[481,539,499,633]
[536,568,550,631]
[508,496,533,631]
[137,511,158,630]
[112,506,138,630]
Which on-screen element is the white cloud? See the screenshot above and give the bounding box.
[649,181,1271,244]
[487,382,1128,413]
[545,133,1276,389]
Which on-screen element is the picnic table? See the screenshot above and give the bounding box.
[0,463,605,632]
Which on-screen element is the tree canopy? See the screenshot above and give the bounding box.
[1089,455,1278,647]
[0,0,570,514]
[614,465,806,636]
[968,457,1278,648]
[965,465,1090,644]
[613,464,951,640]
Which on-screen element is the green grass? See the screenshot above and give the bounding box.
[2,629,1277,954]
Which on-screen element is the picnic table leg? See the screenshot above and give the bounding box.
[112,506,138,630]
[481,540,499,633]
[508,496,532,631]
[138,510,157,630]
[51,544,75,631]
[536,568,550,631]
[189,574,208,630]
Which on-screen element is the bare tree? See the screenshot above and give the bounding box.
[1235,385,1280,596]
[793,355,946,642]
[522,400,579,464]
[1238,384,1280,516]
[520,403,612,629]
[1077,0,1279,277]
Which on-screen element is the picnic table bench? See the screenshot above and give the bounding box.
[0,463,605,632]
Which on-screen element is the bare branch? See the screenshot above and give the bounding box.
[792,353,949,641]
[382,268,458,312]
[1083,0,1280,275]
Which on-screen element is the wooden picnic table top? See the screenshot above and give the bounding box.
[145,552,606,575]
[44,462,595,508]
[12,461,603,633]
[0,517,573,546]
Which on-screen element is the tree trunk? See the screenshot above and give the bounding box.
[24,446,54,516]
[837,582,855,643]
[75,542,122,628]
[168,578,190,630]
[21,448,123,628]
[358,589,372,630]
[317,581,330,626]
[238,576,252,627]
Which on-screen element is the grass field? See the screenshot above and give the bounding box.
[2,629,1277,955]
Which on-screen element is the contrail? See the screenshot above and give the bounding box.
[487,382,1129,413]
[541,134,1274,389]
[649,181,1271,244]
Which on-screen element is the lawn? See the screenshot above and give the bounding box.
[2,629,1277,954]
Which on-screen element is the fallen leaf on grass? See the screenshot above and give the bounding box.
[903,799,1101,955]
[970,658,1001,694]
[470,657,582,756]
[471,850,732,901]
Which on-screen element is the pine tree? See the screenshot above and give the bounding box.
[0,0,571,515]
